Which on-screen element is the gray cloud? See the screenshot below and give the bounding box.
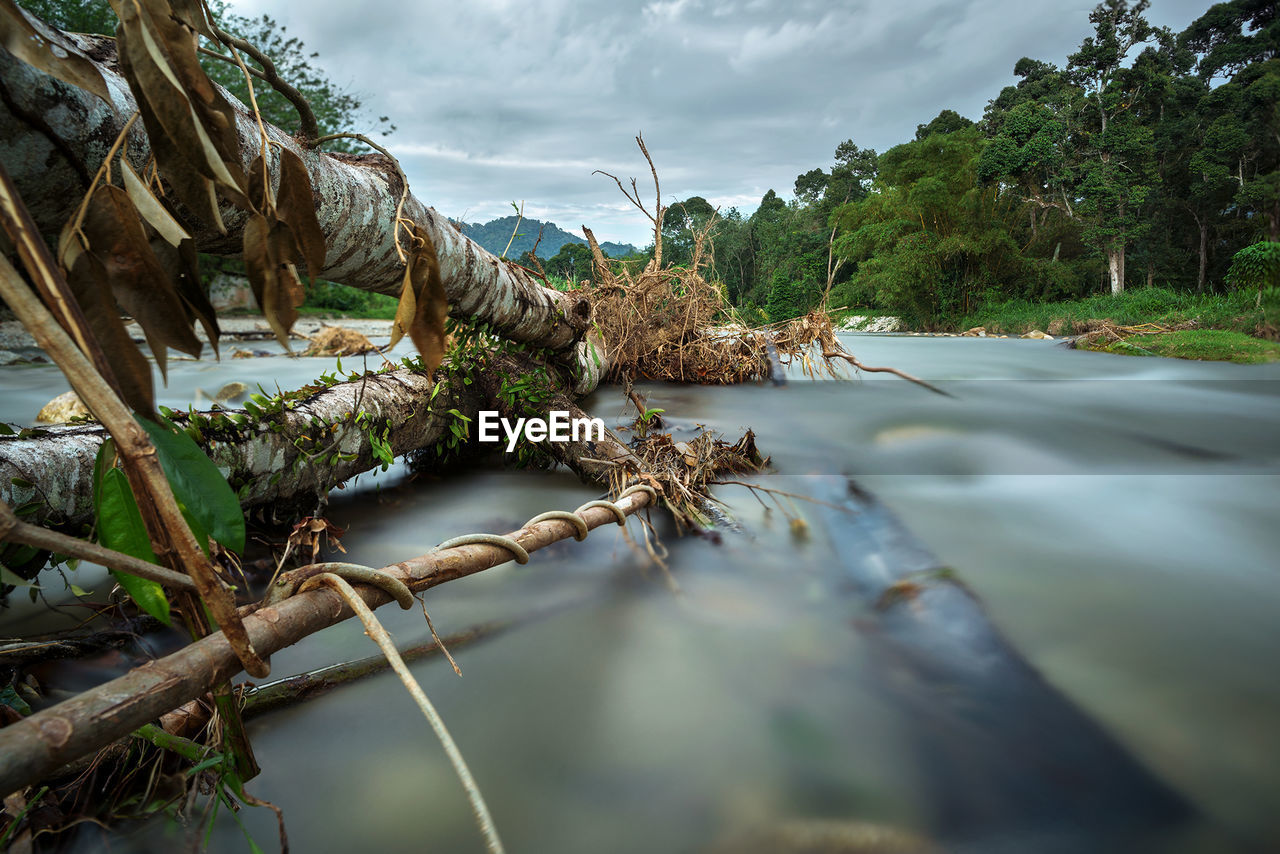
[232,0,1215,247]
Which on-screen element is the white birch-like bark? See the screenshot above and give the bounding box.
[0,30,589,353]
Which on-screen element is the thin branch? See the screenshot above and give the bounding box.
[500,201,523,260]
[196,45,268,82]
[204,13,319,143]
[0,499,197,592]
[820,347,953,397]
[592,133,665,269]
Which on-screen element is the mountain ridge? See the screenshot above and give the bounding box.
[456,216,638,260]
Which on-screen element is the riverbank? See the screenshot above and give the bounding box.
[951,288,1264,337]
[831,288,1279,362]
[1076,328,1280,364]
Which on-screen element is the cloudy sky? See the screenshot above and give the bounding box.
[230,0,1213,249]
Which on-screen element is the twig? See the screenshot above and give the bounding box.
[0,499,197,592]
[820,348,953,397]
[593,133,665,269]
[196,45,268,82]
[500,201,523,260]
[59,112,140,269]
[204,10,319,143]
[708,480,845,511]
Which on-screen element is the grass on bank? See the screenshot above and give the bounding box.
[1077,329,1280,364]
[299,281,398,319]
[952,287,1264,336]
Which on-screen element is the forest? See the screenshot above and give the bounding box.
[629,0,1279,329]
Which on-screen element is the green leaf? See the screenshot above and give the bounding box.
[0,564,36,589]
[138,416,245,553]
[111,569,170,623]
[95,465,170,624]
[186,753,227,776]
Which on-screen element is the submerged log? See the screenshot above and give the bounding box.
[812,477,1196,849]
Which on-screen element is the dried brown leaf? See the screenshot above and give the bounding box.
[243,213,304,349]
[276,148,326,279]
[82,185,202,380]
[149,236,220,358]
[247,151,271,211]
[164,0,217,41]
[148,127,225,231]
[64,249,156,417]
[113,0,247,227]
[0,0,110,102]
[387,252,419,353]
[390,226,447,373]
[120,158,190,247]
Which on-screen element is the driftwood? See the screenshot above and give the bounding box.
[0,486,654,795]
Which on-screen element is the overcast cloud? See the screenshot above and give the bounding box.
[230,0,1213,248]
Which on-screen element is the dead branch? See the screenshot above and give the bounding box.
[593,133,665,269]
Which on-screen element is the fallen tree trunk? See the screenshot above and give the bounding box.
[0,22,589,356]
[0,352,630,531]
[0,485,655,796]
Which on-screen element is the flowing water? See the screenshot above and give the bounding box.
[4,334,1279,852]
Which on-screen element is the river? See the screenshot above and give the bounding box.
[3,333,1278,852]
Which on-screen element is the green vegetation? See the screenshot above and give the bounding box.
[955,287,1263,335]
[300,281,398,319]
[627,0,1279,338]
[1079,329,1280,363]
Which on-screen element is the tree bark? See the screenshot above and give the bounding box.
[0,350,628,532]
[0,28,589,356]
[1107,245,1125,295]
[1192,220,1203,294]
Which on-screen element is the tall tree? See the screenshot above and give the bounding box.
[1181,1,1280,242]
[978,61,1081,256]
[1066,0,1161,293]
[1181,0,1278,81]
[834,128,1041,326]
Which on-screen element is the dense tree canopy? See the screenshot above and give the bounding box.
[614,0,1279,327]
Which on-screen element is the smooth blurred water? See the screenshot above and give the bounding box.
[6,334,1279,852]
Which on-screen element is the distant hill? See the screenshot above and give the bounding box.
[457,216,638,260]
